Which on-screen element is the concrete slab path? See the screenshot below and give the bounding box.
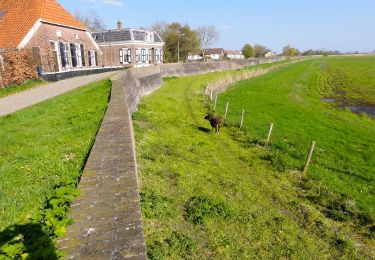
[57,77,146,259]
[0,71,117,116]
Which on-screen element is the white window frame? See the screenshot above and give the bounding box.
[76,44,82,67]
[155,49,160,63]
[49,40,62,71]
[62,42,70,69]
[89,50,96,67]
[136,48,141,63]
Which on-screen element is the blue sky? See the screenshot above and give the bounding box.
[60,0,375,53]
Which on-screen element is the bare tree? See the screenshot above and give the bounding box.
[197,25,220,61]
[74,10,107,32]
[151,20,168,37]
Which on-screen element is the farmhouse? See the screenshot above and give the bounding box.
[265,51,277,57]
[0,0,101,73]
[92,20,164,68]
[203,48,225,61]
[225,50,245,60]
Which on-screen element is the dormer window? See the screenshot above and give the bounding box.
[0,11,5,18]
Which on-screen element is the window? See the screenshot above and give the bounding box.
[80,44,85,66]
[88,50,97,67]
[50,41,61,71]
[0,11,5,18]
[120,48,132,64]
[74,33,79,40]
[148,49,152,63]
[88,50,92,66]
[59,42,69,68]
[76,44,82,67]
[70,43,78,67]
[156,49,160,62]
[136,49,141,63]
[126,49,132,63]
[141,49,147,62]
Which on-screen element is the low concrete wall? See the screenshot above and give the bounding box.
[42,67,124,82]
[116,57,290,113]
[160,57,286,77]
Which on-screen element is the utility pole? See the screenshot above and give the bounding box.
[177,33,185,63]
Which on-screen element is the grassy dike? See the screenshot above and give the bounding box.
[0,80,111,258]
[133,58,374,259]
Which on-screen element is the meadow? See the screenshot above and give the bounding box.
[0,80,111,258]
[134,57,375,258]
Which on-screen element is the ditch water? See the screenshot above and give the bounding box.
[322,98,375,119]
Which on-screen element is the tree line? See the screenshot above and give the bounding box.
[74,12,344,61]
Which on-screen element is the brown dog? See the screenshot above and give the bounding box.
[204,114,224,134]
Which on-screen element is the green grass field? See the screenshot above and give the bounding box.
[0,80,111,258]
[134,57,375,259]
[319,56,375,105]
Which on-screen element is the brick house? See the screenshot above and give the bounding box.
[92,20,164,68]
[0,0,100,73]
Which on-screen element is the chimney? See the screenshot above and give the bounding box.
[117,19,122,30]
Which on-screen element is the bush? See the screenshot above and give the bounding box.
[0,49,38,88]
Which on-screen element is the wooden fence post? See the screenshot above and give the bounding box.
[224,101,229,119]
[265,123,274,147]
[240,109,245,128]
[214,95,218,110]
[210,90,213,101]
[303,141,316,174]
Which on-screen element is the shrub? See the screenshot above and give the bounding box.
[0,49,38,88]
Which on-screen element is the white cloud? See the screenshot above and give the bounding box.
[221,25,231,30]
[103,0,125,7]
[82,0,126,7]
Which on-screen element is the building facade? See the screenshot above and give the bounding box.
[0,0,100,73]
[225,50,245,60]
[92,21,164,68]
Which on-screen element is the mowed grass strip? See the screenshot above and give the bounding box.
[0,80,47,98]
[0,79,111,230]
[134,59,374,259]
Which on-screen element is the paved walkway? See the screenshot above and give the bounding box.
[0,71,116,116]
[57,76,146,259]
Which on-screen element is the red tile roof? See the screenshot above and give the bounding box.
[0,0,85,49]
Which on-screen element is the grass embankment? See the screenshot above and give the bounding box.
[134,58,374,259]
[0,80,47,98]
[0,80,111,258]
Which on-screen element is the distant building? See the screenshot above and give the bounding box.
[203,48,225,60]
[92,20,164,68]
[187,53,202,62]
[0,0,100,73]
[265,51,277,58]
[225,50,245,60]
